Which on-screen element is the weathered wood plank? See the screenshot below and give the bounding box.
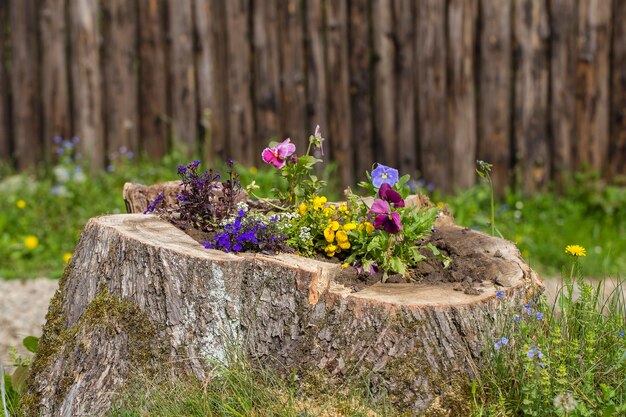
[575,0,613,174]
[513,0,550,194]
[447,0,477,190]
[477,0,511,195]
[278,0,307,151]
[103,0,139,157]
[393,0,417,177]
[138,0,168,160]
[372,0,395,166]
[10,0,41,170]
[304,0,328,146]
[610,0,626,179]
[40,0,70,160]
[349,0,374,178]
[69,0,104,170]
[416,0,449,192]
[326,0,353,187]
[225,0,254,164]
[252,0,280,147]
[0,0,11,163]
[550,0,578,186]
[168,0,197,155]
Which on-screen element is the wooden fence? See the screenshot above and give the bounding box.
[0,0,625,193]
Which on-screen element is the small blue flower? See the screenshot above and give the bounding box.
[496,291,505,299]
[494,341,501,350]
[514,315,520,323]
[536,312,544,320]
[371,164,399,188]
[500,336,509,345]
[527,349,535,358]
[619,331,624,338]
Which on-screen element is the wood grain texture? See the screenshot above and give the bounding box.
[575,0,613,173]
[0,0,11,162]
[225,0,254,164]
[416,0,449,192]
[477,0,511,195]
[372,0,395,166]
[304,0,328,144]
[138,0,168,159]
[102,0,139,157]
[69,0,104,170]
[349,0,374,179]
[550,0,578,186]
[394,0,417,177]
[448,0,477,190]
[326,0,353,187]
[610,0,626,178]
[513,0,550,194]
[10,0,41,169]
[168,0,197,155]
[253,0,281,147]
[278,0,307,151]
[40,0,70,160]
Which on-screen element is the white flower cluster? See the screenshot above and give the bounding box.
[298,226,312,242]
[236,201,249,213]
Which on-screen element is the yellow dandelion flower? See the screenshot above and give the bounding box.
[343,222,357,231]
[24,235,39,250]
[16,199,26,209]
[341,262,350,269]
[324,244,338,257]
[63,252,72,263]
[324,227,335,243]
[299,203,307,215]
[565,245,586,257]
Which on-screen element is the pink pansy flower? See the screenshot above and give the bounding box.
[262,138,296,169]
[371,199,403,234]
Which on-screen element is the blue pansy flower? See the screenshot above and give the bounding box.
[371,164,399,188]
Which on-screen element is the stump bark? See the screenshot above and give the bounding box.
[24,198,542,415]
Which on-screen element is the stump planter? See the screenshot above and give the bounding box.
[23,185,542,416]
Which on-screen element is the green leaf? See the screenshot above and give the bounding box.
[23,336,39,353]
[389,257,406,275]
[367,236,382,252]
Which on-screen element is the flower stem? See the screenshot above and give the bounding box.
[250,191,288,211]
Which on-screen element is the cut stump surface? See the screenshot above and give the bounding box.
[24,202,542,415]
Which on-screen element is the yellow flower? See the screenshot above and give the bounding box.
[299,203,307,215]
[24,235,39,250]
[338,204,350,215]
[63,252,72,263]
[359,221,375,235]
[324,227,335,243]
[324,244,338,257]
[343,222,357,231]
[341,262,350,269]
[312,196,327,210]
[328,221,340,231]
[336,231,350,250]
[565,245,586,257]
[16,199,26,209]
[323,206,335,217]
[249,166,258,174]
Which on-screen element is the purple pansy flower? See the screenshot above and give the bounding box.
[262,138,296,169]
[371,164,399,188]
[371,199,402,234]
[378,183,405,208]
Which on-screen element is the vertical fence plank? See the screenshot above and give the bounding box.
[138,0,168,160]
[168,0,197,155]
[69,0,104,169]
[513,0,550,194]
[10,0,41,170]
[305,0,328,143]
[576,0,613,173]
[416,0,449,192]
[206,0,229,161]
[394,0,417,177]
[40,0,70,160]
[447,0,477,190]
[610,0,626,178]
[278,0,307,150]
[550,0,578,186]
[477,0,511,195]
[103,0,139,158]
[252,0,280,147]
[0,0,11,163]
[372,0,395,166]
[349,0,373,178]
[326,0,353,187]
[225,0,254,164]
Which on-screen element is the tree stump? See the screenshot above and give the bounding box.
[23,189,542,416]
